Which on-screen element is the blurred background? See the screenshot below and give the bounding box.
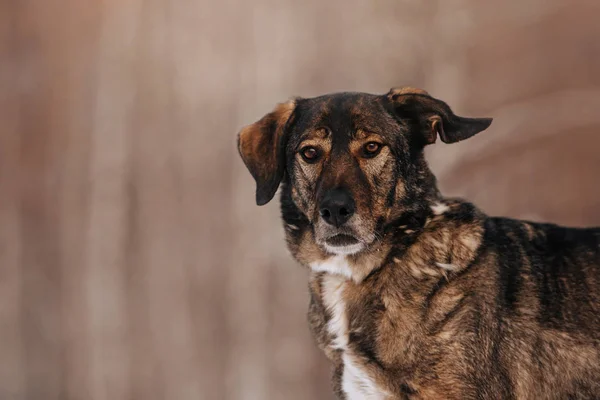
[1,0,600,399]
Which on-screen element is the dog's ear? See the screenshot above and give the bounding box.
[238,99,297,206]
[386,87,492,145]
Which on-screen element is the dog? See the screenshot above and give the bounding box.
[237,87,600,399]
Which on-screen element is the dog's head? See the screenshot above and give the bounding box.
[238,87,492,258]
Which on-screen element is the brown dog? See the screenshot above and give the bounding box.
[237,87,600,399]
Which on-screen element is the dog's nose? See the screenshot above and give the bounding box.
[319,188,355,227]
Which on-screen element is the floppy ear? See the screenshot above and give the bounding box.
[387,87,492,145]
[237,100,297,206]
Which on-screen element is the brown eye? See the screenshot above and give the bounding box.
[300,146,320,162]
[363,142,382,157]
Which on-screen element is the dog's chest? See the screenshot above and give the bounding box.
[316,259,390,400]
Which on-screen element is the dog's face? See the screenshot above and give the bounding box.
[238,87,492,258]
[284,92,407,255]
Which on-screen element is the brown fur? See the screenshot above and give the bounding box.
[238,88,600,399]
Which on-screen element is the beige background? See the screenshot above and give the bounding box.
[1,1,599,399]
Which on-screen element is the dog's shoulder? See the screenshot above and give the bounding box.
[479,215,600,332]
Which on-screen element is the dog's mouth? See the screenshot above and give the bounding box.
[325,234,360,247]
[322,233,364,255]
[316,219,373,256]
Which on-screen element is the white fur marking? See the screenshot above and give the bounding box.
[321,274,349,350]
[320,272,388,399]
[342,353,388,400]
[287,224,299,230]
[436,262,459,271]
[431,202,450,215]
[310,255,353,280]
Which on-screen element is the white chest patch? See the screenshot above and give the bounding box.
[310,255,354,280]
[342,353,388,400]
[321,273,349,350]
[320,265,389,400]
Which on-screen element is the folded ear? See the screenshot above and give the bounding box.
[237,100,297,205]
[387,87,492,145]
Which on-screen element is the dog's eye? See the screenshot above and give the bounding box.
[300,146,320,162]
[362,142,382,157]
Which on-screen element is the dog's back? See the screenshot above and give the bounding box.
[486,217,600,334]
[481,217,600,398]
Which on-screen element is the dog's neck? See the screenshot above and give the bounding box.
[282,186,486,283]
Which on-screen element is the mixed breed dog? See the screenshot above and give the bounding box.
[237,87,600,399]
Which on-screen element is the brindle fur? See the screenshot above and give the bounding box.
[237,87,600,399]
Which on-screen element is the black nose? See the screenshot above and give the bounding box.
[319,188,355,227]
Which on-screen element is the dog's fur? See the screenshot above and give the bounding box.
[237,87,600,399]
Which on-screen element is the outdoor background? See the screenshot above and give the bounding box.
[1,1,599,399]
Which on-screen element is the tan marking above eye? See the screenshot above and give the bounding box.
[354,129,370,140]
[314,127,331,138]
